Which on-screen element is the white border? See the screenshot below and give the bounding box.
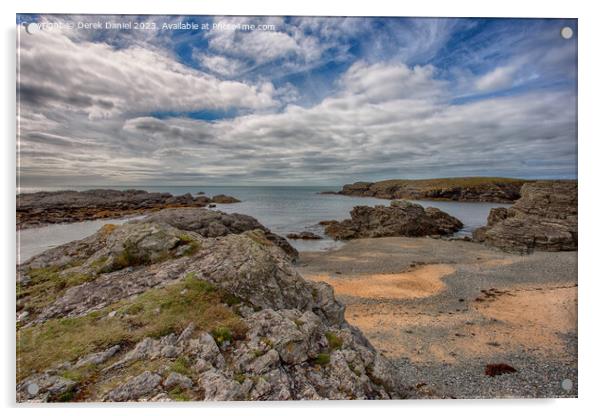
[3,1,601,415]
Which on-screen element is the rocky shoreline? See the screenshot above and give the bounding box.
[16,207,411,402]
[16,189,240,230]
[327,177,528,203]
[15,179,578,401]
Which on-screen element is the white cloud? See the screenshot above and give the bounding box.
[18,25,277,119]
[475,65,518,92]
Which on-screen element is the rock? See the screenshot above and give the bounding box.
[200,369,245,401]
[107,371,163,401]
[337,178,527,203]
[473,181,577,253]
[17,374,76,402]
[16,189,212,229]
[74,345,120,368]
[139,208,298,259]
[211,194,241,204]
[323,201,463,240]
[318,220,338,226]
[16,206,414,402]
[286,232,322,240]
[163,372,193,390]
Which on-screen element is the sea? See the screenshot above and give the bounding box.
[17,186,509,263]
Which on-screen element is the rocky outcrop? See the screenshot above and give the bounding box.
[334,178,528,203]
[16,189,241,229]
[211,195,241,204]
[17,216,411,402]
[473,181,577,253]
[138,208,297,259]
[286,232,322,240]
[323,201,463,240]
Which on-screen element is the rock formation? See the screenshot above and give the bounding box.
[16,209,411,402]
[334,177,527,203]
[138,208,297,259]
[473,181,577,253]
[322,201,463,240]
[16,189,242,229]
[286,232,323,240]
[211,195,241,204]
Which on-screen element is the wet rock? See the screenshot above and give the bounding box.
[286,232,322,240]
[323,201,462,240]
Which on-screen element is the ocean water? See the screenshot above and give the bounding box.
[17,186,509,263]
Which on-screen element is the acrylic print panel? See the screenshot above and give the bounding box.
[16,15,577,402]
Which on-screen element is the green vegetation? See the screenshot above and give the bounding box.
[170,356,191,377]
[211,326,232,346]
[168,386,190,401]
[17,275,245,381]
[369,177,528,190]
[17,266,96,314]
[325,331,343,351]
[314,353,330,366]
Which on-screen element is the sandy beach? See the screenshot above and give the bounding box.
[296,237,578,398]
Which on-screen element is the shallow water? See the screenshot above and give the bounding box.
[17,186,509,263]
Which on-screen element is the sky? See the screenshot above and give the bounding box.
[16,15,578,187]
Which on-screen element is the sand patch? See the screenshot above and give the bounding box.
[474,285,577,346]
[343,285,577,363]
[306,264,455,300]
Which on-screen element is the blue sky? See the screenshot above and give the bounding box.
[17,15,577,186]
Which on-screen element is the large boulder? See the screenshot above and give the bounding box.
[473,181,577,253]
[323,201,463,240]
[137,208,297,259]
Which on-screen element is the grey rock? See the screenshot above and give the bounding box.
[75,345,120,368]
[324,201,463,240]
[163,372,193,389]
[139,207,298,259]
[107,371,162,402]
[473,181,577,253]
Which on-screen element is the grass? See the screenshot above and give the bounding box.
[17,266,96,315]
[168,386,190,401]
[17,275,245,381]
[325,331,343,351]
[170,356,191,377]
[314,353,330,366]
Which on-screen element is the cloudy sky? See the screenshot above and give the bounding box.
[17,15,577,187]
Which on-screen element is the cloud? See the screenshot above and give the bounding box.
[18,24,277,120]
[17,17,578,187]
[475,65,518,92]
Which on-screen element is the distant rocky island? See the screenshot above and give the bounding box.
[324,177,529,203]
[16,189,240,229]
